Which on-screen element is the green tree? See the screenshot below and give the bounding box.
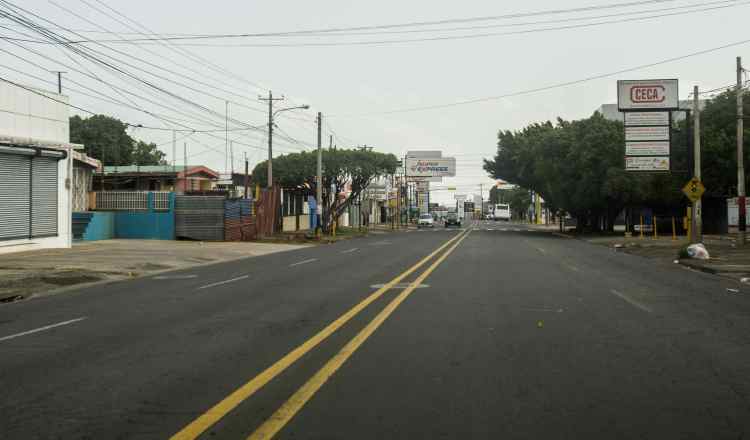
[133,140,168,166]
[252,148,399,231]
[70,115,166,166]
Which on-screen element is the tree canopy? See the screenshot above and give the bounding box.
[252,148,399,230]
[70,115,166,166]
[483,88,750,231]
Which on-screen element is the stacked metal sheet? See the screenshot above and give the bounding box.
[175,195,225,241]
[225,199,256,241]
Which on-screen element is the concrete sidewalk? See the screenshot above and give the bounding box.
[0,239,307,302]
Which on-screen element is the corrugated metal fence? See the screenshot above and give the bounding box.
[175,195,225,241]
[224,199,256,241]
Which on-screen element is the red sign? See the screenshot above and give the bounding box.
[630,85,666,103]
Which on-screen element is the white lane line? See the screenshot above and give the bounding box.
[0,317,87,342]
[609,289,652,313]
[198,275,249,290]
[340,248,358,254]
[289,258,318,267]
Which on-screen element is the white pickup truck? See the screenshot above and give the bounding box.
[493,203,511,221]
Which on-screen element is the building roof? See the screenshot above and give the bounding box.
[100,165,220,179]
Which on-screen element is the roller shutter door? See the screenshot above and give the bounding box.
[0,153,31,240]
[31,156,58,238]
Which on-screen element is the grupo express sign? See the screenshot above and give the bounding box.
[617,79,679,110]
[405,157,456,177]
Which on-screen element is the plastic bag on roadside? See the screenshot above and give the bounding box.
[686,243,710,260]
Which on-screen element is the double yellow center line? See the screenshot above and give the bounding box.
[171,227,472,440]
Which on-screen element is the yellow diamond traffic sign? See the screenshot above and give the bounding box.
[682,177,705,202]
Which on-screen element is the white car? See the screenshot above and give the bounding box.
[417,214,435,228]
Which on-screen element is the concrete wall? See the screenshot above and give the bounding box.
[82,212,115,241]
[82,192,175,241]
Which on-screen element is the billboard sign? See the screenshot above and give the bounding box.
[406,150,442,159]
[454,194,467,201]
[625,141,670,156]
[405,157,456,177]
[624,126,670,142]
[617,79,679,110]
[625,156,670,171]
[624,111,670,126]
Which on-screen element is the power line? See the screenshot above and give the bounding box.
[329,37,750,117]
[43,1,746,48]
[55,0,683,42]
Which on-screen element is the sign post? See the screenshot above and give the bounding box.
[618,79,678,172]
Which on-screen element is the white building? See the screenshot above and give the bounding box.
[0,81,77,254]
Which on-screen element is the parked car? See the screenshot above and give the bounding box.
[417,213,435,228]
[484,213,493,220]
[445,212,461,227]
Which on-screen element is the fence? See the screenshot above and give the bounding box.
[224,199,256,241]
[82,191,175,240]
[92,191,148,210]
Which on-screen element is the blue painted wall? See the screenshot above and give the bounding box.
[82,212,115,241]
[114,192,175,240]
[81,192,175,241]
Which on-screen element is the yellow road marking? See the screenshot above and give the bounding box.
[170,229,469,440]
[247,229,472,440]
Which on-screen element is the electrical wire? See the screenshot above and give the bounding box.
[45,1,746,48]
[329,37,750,117]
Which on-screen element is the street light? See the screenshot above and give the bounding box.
[261,94,309,188]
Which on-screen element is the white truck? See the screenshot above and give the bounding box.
[493,203,511,221]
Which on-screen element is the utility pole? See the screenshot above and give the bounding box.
[171,129,176,170]
[329,134,333,150]
[225,101,229,175]
[51,71,65,94]
[259,91,285,188]
[479,183,483,218]
[183,142,187,193]
[316,112,323,236]
[230,141,234,175]
[692,85,703,243]
[738,56,746,245]
[244,151,249,199]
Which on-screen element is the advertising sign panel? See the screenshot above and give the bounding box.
[625,156,670,171]
[624,111,670,126]
[625,141,670,156]
[617,79,679,110]
[454,194,467,201]
[625,126,670,142]
[406,150,442,159]
[415,181,429,191]
[405,157,456,177]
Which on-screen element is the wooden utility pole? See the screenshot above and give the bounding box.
[258,91,285,188]
[738,57,746,245]
[316,112,323,236]
[244,152,249,199]
[692,86,703,243]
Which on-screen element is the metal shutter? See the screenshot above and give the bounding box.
[0,153,31,240]
[31,156,58,238]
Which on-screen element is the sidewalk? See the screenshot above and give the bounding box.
[557,231,750,280]
[0,239,307,302]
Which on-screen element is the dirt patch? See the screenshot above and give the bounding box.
[126,263,173,271]
[38,273,102,286]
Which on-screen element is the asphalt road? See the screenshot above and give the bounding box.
[2,221,750,439]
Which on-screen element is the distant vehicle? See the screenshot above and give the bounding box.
[494,204,511,221]
[445,211,461,228]
[417,213,434,228]
[484,213,493,220]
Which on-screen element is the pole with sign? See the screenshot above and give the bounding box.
[691,86,703,243]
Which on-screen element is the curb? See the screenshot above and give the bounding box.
[677,260,719,274]
[0,244,306,306]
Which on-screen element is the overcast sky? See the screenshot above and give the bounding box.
[5,0,749,204]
